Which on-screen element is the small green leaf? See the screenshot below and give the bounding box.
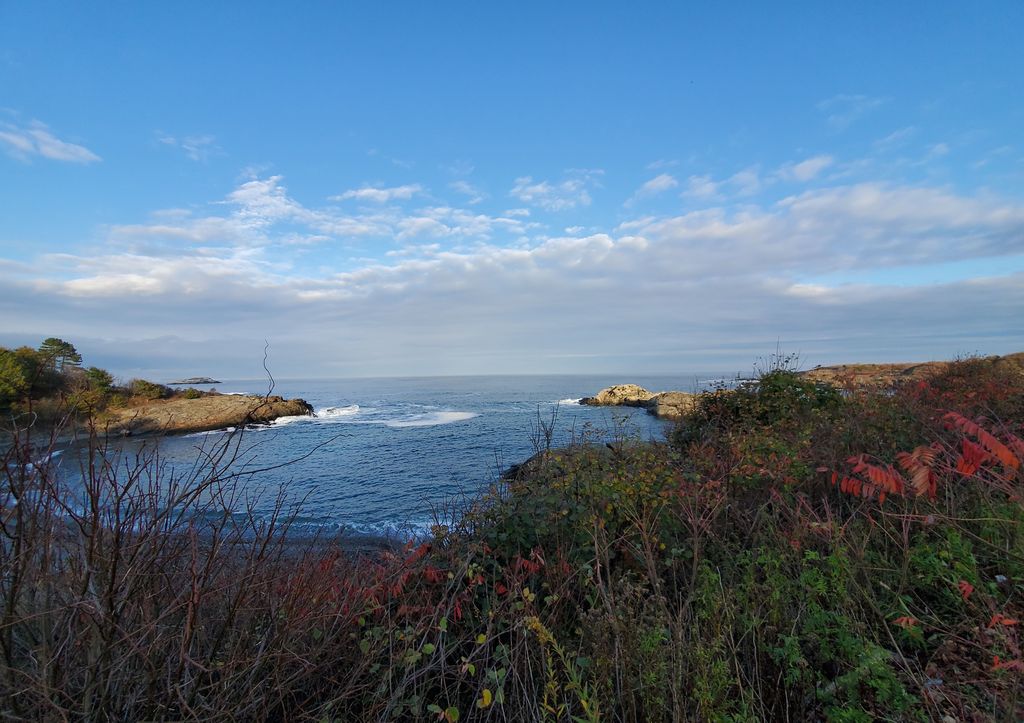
[423,642,436,654]
[438,617,448,632]
[445,706,460,722]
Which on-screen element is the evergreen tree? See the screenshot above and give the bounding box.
[85,366,114,393]
[38,337,82,372]
[0,348,28,409]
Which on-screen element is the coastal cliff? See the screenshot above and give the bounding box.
[104,394,314,436]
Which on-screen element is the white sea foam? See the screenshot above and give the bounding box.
[556,398,582,406]
[319,404,360,418]
[339,518,436,539]
[269,415,310,427]
[384,411,478,428]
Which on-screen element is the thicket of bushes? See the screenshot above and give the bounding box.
[0,337,204,424]
[1,354,1021,720]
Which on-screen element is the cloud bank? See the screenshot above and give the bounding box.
[2,161,1021,378]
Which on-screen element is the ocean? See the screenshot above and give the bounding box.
[61,373,739,537]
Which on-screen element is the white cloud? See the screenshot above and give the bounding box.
[682,175,720,199]
[106,175,537,254]
[158,133,221,162]
[509,170,602,211]
[330,184,424,203]
[777,155,834,182]
[728,167,762,196]
[817,94,884,130]
[873,126,916,149]
[5,175,1022,377]
[449,180,486,204]
[637,173,678,197]
[0,120,100,163]
[443,159,475,176]
[682,168,763,200]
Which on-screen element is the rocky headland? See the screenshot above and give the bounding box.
[580,352,1024,421]
[802,351,1024,388]
[103,394,314,437]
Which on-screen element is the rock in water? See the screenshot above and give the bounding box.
[580,384,696,420]
[105,394,314,436]
[580,384,656,407]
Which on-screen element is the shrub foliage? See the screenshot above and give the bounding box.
[1,354,1022,720]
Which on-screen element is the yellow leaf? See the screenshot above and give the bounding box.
[477,688,493,708]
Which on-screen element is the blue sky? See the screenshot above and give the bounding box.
[1,1,1022,379]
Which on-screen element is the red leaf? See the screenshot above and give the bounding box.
[958,579,974,601]
[988,613,1019,627]
[892,615,919,629]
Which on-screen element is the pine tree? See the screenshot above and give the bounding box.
[38,337,82,372]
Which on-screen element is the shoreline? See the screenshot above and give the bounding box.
[101,393,315,437]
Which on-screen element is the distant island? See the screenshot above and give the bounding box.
[168,376,221,385]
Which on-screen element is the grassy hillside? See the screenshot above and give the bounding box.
[2,354,1022,720]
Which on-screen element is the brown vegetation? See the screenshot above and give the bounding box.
[1,351,1022,720]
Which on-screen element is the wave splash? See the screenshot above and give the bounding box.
[271,403,477,429]
[320,404,360,418]
[384,411,478,428]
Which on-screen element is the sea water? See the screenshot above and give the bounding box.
[58,374,740,537]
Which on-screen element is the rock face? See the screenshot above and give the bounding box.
[647,391,696,421]
[105,394,314,436]
[580,385,695,420]
[168,377,221,385]
[580,384,657,407]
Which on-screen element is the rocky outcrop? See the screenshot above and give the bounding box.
[581,385,695,420]
[104,394,314,437]
[580,384,657,407]
[647,391,696,420]
[168,376,221,385]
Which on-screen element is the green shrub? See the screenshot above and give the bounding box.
[673,369,843,448]
[129,378,171,400]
